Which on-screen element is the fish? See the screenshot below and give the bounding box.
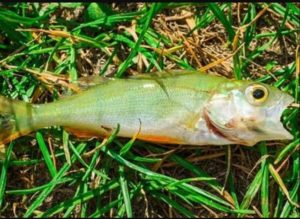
[0,70,295,146]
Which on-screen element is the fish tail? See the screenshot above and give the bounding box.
[0,95,34,144]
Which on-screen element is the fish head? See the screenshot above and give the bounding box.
[204,80,294,146]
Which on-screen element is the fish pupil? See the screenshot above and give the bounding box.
[253,89,265,99]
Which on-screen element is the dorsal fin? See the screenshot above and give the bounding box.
[128,69,201,80]
[59,75,114,97]
[70,70,201,93]
[128,70,201,98]
[76,75,114,90]
[75,70,200,89]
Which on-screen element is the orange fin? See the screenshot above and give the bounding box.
[137,134,182,144]
[64,127,110,140]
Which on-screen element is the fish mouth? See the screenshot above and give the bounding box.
[264,94,295,140]
[279,95,295,139]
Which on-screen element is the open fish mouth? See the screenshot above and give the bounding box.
[267,94,295,140]
[253,94,295,142]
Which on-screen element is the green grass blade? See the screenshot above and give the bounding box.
[115,3,161,77]
[23,143,87,218]
[280,152,300,217]
[119,165,132,217]
[0,142,14,208]
[228,172,240,210]
[151,191,195,217]
[269,164,299,208]
[274,139,300,164]
[148,146,234,204]
[101,145,233,212]
[89,199,122,217]
[273,190,284,217]
[239,168,263,217]
[80,183,88,218]
[39,180,119,217]
[6,177,74,195]
[73,10,146,30]
[62,130,71,165]
[208,3,235,42]
[36,132,57,178]
[279,178,299,217]
[259,143,269,218]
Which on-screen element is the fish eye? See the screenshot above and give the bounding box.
[252,88,265,99]
[245,84,269,105]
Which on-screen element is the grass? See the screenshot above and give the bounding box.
[0,2,299,218]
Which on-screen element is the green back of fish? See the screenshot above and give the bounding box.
[32,71,228,136]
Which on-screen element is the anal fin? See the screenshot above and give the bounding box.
[137,134,183,144]
[64,126,111,140]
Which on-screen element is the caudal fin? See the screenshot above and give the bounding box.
[0,95,33,144]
